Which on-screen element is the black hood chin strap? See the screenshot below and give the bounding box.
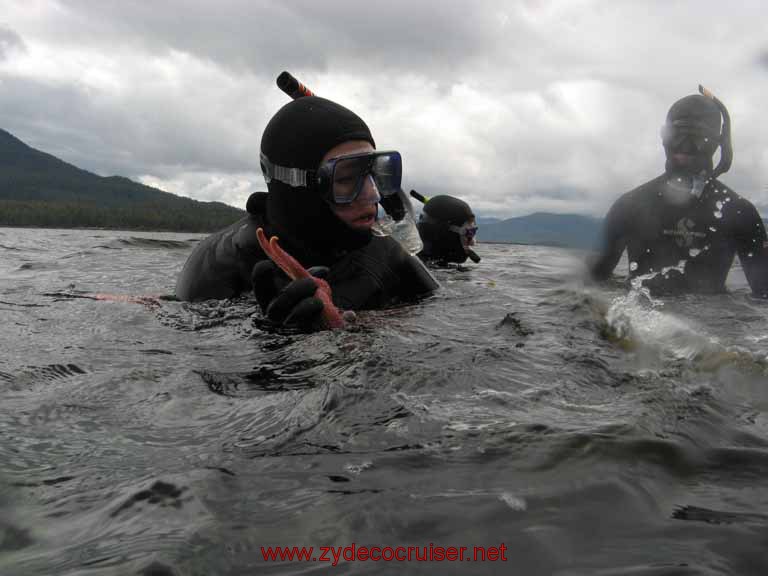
[265,180,372,266]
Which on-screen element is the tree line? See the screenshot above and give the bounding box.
[0,199,244,232]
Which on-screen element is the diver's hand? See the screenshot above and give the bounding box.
[251,260,330,330]
[251,260,288,312]
[640,269,687,296]
[266,277,324,328]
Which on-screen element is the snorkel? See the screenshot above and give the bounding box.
[662,85,733,201]
[276,71,316,99]
[410,190,429,204]
[698,84,732,180]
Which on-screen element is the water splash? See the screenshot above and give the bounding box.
[604,263,722,363]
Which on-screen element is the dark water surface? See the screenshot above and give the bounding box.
[1,227,767,575]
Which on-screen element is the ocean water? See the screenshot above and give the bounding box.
[1,227,767,576]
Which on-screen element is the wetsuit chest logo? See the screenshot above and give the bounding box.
[663,217,706,248]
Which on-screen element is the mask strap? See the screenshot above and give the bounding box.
[260,152,311,188]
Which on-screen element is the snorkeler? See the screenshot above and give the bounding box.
[175,90,438,329]
[411,191,481,265]
[589,86,768,297]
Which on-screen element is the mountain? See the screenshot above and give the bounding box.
[0,128,245,231]
[476,216,501,227]
[476,212,768,250]
[477,212,603,249]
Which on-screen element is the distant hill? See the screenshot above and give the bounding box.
[477,212,602,249]
[0,128,245,231]
[477,212,768,250]
[476,216,501,227]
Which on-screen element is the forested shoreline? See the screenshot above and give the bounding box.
[0,199,243,232]
[0,128,245,232]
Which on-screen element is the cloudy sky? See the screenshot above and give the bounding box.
[1,0,766,218]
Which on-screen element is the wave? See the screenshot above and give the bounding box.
[113,237,192,250]
[599,286,768,373]
[1,363,87,389]
[17,261,60,271]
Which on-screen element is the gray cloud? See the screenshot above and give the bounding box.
[0,74,264,177]
[44,0,511,77]
[759,51,768,70]
[0,25,25,61]
[1,0,767,217]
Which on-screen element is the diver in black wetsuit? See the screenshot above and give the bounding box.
[589,87,768,297]
[412,192,481,266]
[175,95,438,328]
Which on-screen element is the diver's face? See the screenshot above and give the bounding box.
[462,218,478,249]
[322,140,379,231]
[663,130,716,175]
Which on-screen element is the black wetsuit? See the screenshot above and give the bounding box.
[590,175,768,296]
[175,200,438,308]
[177,95,439,311]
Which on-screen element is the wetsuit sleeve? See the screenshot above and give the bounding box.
[732,200,768,297]
[175,215,266,301]
[328,236,438,310]
[589,196,628,280]
[394,252,440,300]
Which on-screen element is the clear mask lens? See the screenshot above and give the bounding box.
[325,151,402,205]
[370,154,400,198]
[662,123,717,153]
[449,222,479,244]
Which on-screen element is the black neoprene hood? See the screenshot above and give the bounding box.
[666,94,721,136]
[663,94,725,177]
[423,195,474,225]
[260,96,377,264]
[261,96,375,172]
[417,195,475,264]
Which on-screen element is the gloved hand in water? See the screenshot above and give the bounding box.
[640,268,688,296]
[251,260,330,330]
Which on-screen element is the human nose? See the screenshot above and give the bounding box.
[678,136,697,154]
[357,174,381,205]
